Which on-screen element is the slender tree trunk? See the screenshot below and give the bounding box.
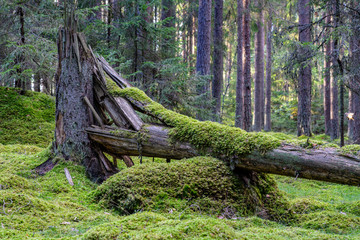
[235,0,243,128]
[188,0,194,70]
[34,73,41,92]
[161,0,176,58]
[348,89,354,139]
[254,0,264,131]
[196,0,211,77]
[243,0,252,131]
[297,0,312,137]
[107,0,112,48]
[350,3,360,143]
[264,8,272,132]
[15,6,25,90]
[324,13,331,136]
[212,0,224,120]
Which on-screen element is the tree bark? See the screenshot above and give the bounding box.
[324,13,331,136]
[254,0,264,132]
[15,6,26,91]
[330,1,339,140]
[297,0,312,137]
[196,0,211,76]
[243,0,252,131]
[350,3,360,143]
[87,126,360,186]
[34,72,41,92]
[161,0,176,59]
[235,0,243,128]
[264,8,272,132]
[212,0,224,120]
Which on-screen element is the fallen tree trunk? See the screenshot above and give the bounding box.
[87,126,360,186]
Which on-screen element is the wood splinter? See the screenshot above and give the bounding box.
[64,168,74,186]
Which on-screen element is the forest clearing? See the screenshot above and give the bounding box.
[0,0,360,239]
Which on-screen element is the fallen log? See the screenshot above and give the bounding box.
[87,126,360,186]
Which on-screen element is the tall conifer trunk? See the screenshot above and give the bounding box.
[330,0,339,140]
[264,8,272,132]
[254,0,264,132]
[324,13,331,136]
[212,0,224,120]
[196,0,211,77]
[297,0,312,137]
[235,0,243,128]
[243,0,252,131]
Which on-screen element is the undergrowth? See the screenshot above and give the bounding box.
[0,87,359,239]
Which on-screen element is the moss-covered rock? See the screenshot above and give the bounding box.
[93,157,290,220]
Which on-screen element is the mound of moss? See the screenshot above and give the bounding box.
[93,157,290,220]
[0,87,55,147]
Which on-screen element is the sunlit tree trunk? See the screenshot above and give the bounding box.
[264,8,272,132]
[254,0,264,132]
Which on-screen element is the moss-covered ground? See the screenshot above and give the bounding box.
[0,89,359,239]
[1,146,359,239]
[0,87,55,147]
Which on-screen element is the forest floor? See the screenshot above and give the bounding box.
[0,87,359,239]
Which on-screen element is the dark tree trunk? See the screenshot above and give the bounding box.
[350,3,360,143]
[332,0,344,146]
[212,0,224,119]
[161,0,176,58]
[324,13,331,136]
[264,8,272,132]
[34,73,41,92]
[297,0,312,137]
[330,2,339,140]
[107,0,112,47]
[235,0,243,128]
[243,0,252,131]
[15,6,25,90]
[196,0,211,77]
[254,0,264,132]
[348,89,354,139]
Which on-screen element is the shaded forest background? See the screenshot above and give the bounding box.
[1,0,360,144]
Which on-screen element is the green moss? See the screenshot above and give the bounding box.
[0,87,55,147]
[289,198,331,214]
[93,157,290,221]
[339,144,360,156]
[118,88,280,161]
[298,211,360,234]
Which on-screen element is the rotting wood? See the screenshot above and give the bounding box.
[86,126,360,186]
[73,33,81,72]
[83,96,105,128]
[121,155,134,167]
[98,56,132,88]
[114,97,143,131]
